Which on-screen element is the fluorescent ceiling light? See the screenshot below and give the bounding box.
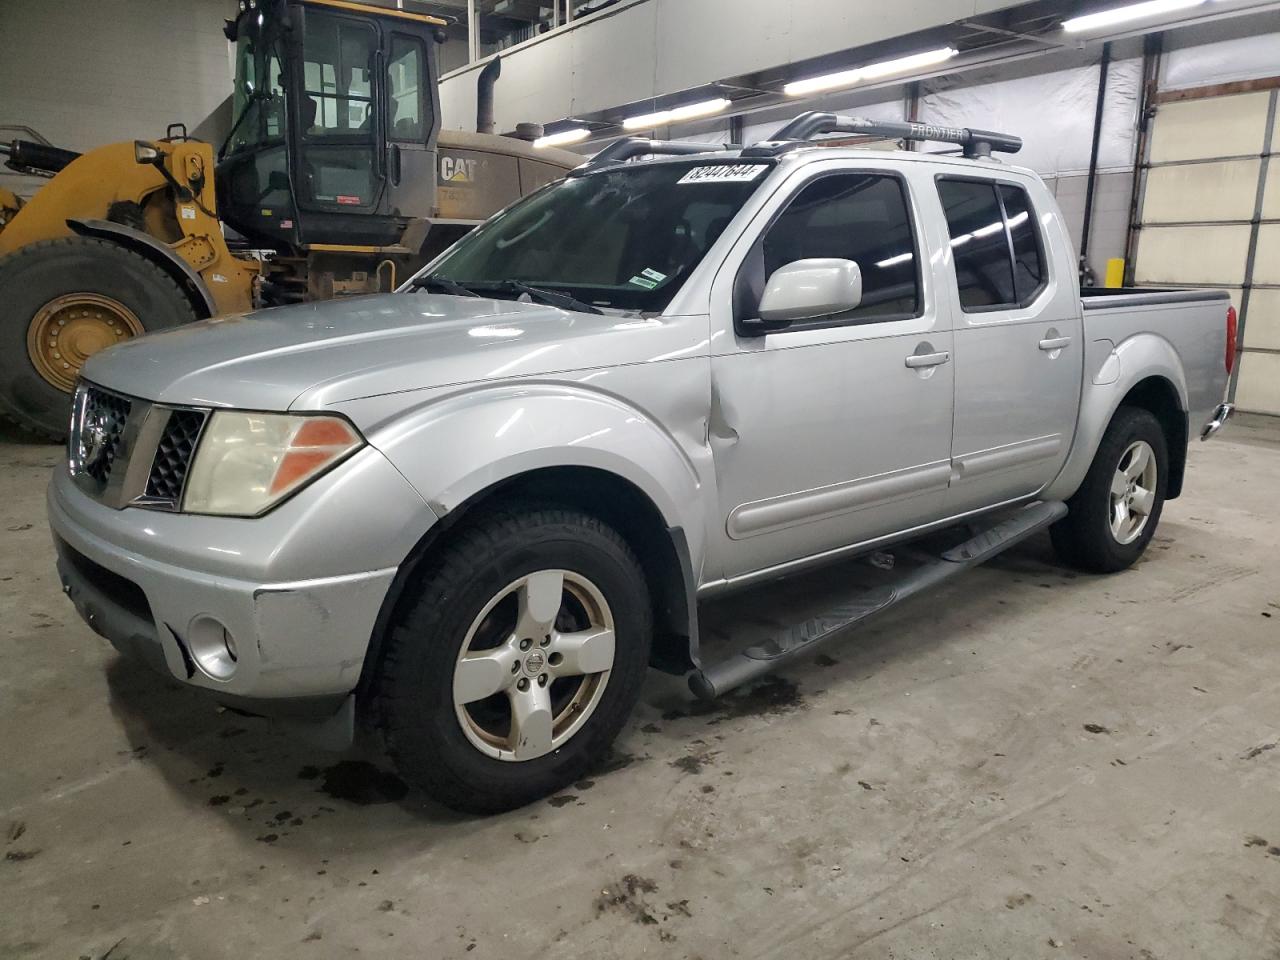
[534,127,590,148]
[785,46,959,97]
[1062,0,1206,33]
[623,98,731,130]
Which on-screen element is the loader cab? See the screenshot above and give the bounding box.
[216,0,444,251]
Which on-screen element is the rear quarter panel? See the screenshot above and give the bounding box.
[1044,293,1230,501]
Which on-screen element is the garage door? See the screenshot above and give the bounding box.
[1133,86,1279,413]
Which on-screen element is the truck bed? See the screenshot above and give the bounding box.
[1080,285,1231,435]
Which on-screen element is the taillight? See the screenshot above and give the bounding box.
[1226,305,1238,374]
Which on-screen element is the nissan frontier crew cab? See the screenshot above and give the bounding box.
[49,112,1237,813]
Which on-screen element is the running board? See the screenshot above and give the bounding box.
[688,501,1067,700]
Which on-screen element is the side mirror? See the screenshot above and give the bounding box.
[756,258,863,325]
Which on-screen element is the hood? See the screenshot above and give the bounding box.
[81,293,705,413]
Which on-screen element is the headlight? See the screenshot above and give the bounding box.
[183,411,364,516]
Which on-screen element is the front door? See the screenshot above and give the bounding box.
[708,165,955,580]
[293,8,390,244]
[936,176,1083,514]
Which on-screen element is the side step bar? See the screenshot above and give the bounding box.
[688,501,1067,700]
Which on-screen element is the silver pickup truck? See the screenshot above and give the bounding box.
[48,113,1236,812]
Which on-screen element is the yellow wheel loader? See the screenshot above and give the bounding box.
[0,0,579,439]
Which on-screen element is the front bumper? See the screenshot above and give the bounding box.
[47,446,437,710]
[1200,401,1235,440]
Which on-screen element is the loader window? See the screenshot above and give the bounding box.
[388,36,427,142]
[299,11,379,209]
[302,15,377,136]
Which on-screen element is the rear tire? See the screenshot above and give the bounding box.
[0,237,198,440]
[374,505,652,814]
[1051,406,1169,573]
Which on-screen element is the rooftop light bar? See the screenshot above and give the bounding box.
[1062,0,1206,33]
[784,46,959,97]
[622,97,731,131]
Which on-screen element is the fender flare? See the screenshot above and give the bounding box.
[369,382,705,536]
[1045,332,1189,502]
[66,218,217,318]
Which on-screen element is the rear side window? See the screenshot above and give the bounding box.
[759,173,920,323]
[388,35,427,141]
[1001,185,1045,303]
[937,178,1046,311]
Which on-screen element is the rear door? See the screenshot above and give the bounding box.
[707,161,955,580]
[937,175,1083,515]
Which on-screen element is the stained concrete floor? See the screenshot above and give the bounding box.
[2,416,1279,960]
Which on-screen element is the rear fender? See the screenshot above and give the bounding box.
[1045,332,1189,502]
[68,218,218,317]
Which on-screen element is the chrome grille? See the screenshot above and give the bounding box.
[69,384,133,486]
[68,380,207,511]
[144,409,206,503]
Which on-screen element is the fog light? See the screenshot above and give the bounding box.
[189,616,238,680]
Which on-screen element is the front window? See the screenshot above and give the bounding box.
[422,160,772,312]
[226,16,287,156]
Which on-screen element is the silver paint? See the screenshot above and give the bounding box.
[51,144,1232,710]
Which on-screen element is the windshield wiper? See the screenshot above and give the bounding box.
[410,275,480,297]
[218,90,264,161]
[500,280,603,315]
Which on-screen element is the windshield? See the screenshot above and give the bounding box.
[226,15,288,156]
[421,160,773,312]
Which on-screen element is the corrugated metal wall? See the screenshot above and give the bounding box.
[1133,32,1280,413]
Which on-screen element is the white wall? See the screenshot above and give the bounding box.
[438,0,1029,133]
[0,0,236,199]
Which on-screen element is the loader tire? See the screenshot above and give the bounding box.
[0,237,198,440]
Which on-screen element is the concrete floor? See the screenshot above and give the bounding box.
[2,416,1279,960]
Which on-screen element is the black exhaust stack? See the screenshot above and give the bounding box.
[476,56,501,135]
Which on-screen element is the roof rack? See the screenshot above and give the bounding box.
[742,111,1022,159]
[580,137,737,170]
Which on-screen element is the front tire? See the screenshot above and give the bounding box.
[1051,406,1169,573]
[374,505,652,814]
[0,237,198,439]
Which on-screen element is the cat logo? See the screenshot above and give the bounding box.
[440,155,480,184]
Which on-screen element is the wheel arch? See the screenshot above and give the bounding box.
[358,464,700,705]
[66,218,217,320]
[1047,334,1190,503]
[1116,376,1188,499]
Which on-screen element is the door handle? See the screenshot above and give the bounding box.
[905,351,950,369]
[1039,336,1072,351]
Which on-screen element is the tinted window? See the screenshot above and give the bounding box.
[388,36,426,141]
[761,174,920,322]
[938,179,1015,309]
[1000,184,1046,303]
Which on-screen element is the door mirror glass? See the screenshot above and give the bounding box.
[757,258,863,324]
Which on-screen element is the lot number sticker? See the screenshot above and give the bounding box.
[678,164,767,184]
